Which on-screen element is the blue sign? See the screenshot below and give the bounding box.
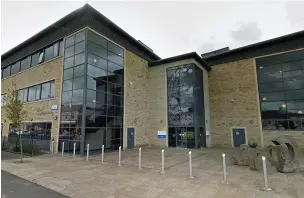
[157,131,166,139]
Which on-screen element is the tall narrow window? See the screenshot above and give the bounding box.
[44,45,54,61]
[21,56,31,71]
[11,62,20,75]
[38,51,44,64]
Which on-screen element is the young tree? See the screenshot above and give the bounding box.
[4,78,27,162]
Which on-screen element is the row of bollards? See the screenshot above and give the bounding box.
[58,142,271,190]
[220,153,271,190]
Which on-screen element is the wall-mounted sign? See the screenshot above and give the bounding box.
[157,131,166,139]
[51,105,58,110]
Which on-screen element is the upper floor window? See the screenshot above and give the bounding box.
[2,40,62,79]
[21,56,31,71]
[2,66,11,78]
[256,49,304,131]
[17,80,55,103]
[11,61,20,75]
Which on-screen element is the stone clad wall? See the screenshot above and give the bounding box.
[209,58,262,147]
[124,50,150,148]
[1,57,63,152]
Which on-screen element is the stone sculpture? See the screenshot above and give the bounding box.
[268,135,298,173]
[248,138,258,148]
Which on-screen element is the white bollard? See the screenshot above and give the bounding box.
[101,145,104,163]
[189,151,194,178]
[261,156,271,191]
[222,153,227,183]
[52,141,54,154]
[139,148,142,170]
[86,144,89,161]
[118,146,121,166]
[73,142,76,158]
[161,149,165,174]
[62,142,65,156]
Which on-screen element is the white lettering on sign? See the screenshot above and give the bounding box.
[51,105,58,110]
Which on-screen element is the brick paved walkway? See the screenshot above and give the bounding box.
[1,148,304,198]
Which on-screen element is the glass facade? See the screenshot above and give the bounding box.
[256,49,304,131]
[167,64,205,148]
[59,29,124,154]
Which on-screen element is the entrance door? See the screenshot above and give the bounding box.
[176,127,187,148]
[127,127,135,149]
[232,128,246,147]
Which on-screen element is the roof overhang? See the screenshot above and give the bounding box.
[149,52,211,71]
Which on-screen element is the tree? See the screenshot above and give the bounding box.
[4,78,27,162]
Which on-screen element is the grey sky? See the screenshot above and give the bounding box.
[1,1,304,59]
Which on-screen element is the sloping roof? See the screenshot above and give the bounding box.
[203,30,304,66]
[2,4,160,67]
[149,52,211,71]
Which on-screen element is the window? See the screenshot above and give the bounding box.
[38,51,44,63]
[11,62,20,75]
[23,122,52,140]
[65,35,75,48]
[88,53,107,70]
[65,46,74,58]
[108,42,124,57]
[31,52,40,67]
[2,66,11,78]
[108,51,123,66]
[44,45,54,61]
[18,89,28,102]
[20,56,31,71]
[75,31,85,43]
[60,30,125,151]
[75,41,85,54]
[41,82,51,99]
[28,86,37,101]
[1,94,7,106]
[88,41,107,59]
[17,80,54,103]
[2,40,63,78]
[256,49,304,131]
[74,52,85,66]
[41,81,55,99]
[53,42,59,57]
[59,41,64,56]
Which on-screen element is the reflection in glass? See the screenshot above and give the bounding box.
[60,29,124,153]
[257,49,304,130]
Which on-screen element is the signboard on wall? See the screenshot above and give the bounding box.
[157,131,166,139]
[51,105,58,110]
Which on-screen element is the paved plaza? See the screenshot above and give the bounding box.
[1,148,304,198]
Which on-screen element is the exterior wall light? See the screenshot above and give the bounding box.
[263,97,267,101]
[281,104,286,108]
[259,66,263,69]
[129,82,133,85]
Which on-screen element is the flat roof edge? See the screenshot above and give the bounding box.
[149,52,211,71]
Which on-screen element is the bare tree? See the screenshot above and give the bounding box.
[4,78,27,162]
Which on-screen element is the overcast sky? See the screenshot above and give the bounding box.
[1,1,304,58]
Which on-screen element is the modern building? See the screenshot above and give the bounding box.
[1,4,304,154]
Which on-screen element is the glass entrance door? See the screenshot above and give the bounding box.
[169,127,196,148]
[176,127,187,148]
